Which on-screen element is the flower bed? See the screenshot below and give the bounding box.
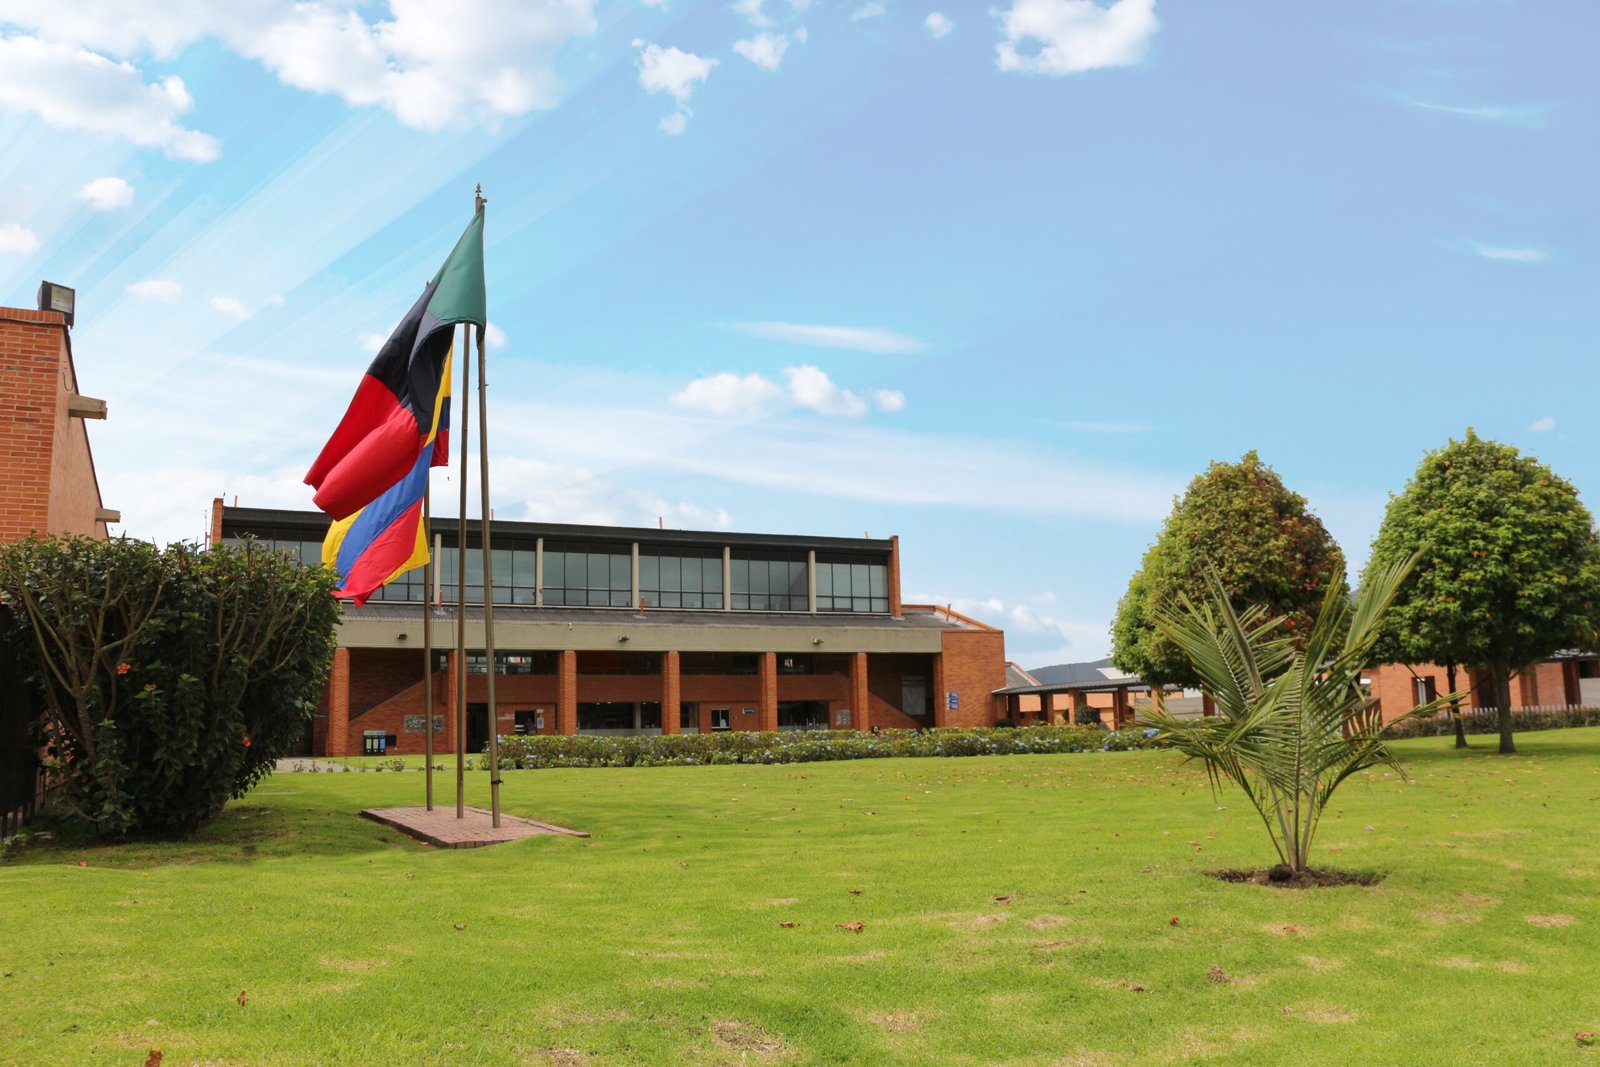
[487,724,1158,769]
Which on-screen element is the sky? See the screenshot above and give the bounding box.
[1,0,1595,671]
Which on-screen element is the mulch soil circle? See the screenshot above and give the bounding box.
[1208,865,1384,889]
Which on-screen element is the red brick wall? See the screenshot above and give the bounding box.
[939,628,1008,728]
[0,309,106,542]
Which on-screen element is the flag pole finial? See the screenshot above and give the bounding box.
[475,184,485,211]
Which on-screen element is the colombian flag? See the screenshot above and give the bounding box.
[320,350,453,606]
[305,206,486,520]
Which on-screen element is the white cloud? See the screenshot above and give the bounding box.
[996,0,1159,76]
[636,42,717,103]
[925,12,954,38]
[641,0,669,6]
[78,175,134,211]
[785,364,868,416]
[357,331,387,354]
[210,296,253,320]
[127,278,183,302]
[1529,416,1556,433]
[1473,243,1546,264]
[0,35,220,160]
[732,0,773,27]
[659,111,688,135]
[0,222,40,254]
[729,320,926,354]
[672,366,904,419]
[485,322,508,349]
[0,2,600,137]
[1410,100,1546,127]
[671,372,785,416]
[920,594,1114,665]
[734,32,789,71]
[850,3,886,20]
[871,389,906,413]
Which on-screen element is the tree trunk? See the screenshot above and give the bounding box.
[1492,662,1515,755]
[1446,664,1467,749]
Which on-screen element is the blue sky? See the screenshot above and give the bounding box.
[1,0,1595,669]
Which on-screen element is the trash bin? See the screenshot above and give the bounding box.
[363,730,386,755]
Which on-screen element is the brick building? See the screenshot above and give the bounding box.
[0,297,117,540]
[1363,657,1600,722]
[215,502,1009,756]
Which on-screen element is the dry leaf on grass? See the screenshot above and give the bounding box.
[836,922,865,933]
[236,990,248,1007]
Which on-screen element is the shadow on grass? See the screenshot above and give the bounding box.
[2,798,431,869]
[1398,730,1600,765]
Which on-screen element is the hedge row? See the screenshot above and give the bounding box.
[487,725,1159,769]
[1383,705,1600,739]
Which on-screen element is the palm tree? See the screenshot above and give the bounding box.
[1138,555,1452,875]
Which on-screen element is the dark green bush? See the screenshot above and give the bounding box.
[487,724,1157,770]
[1382,706,1600,740]
[0,536,339,837]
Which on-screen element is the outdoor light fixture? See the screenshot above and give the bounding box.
[396,632,408,642]
[37,280,75,327]
[618,635,630,643]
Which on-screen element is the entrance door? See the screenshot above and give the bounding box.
[467,702,489,754]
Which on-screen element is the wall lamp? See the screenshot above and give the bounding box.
[396,632,408,642]
[618,635,630,643]
[812,637,823,646]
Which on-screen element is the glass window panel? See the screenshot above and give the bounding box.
[661,555,680,589]
[611,589,631,607]
[815,564,832,596]
[851,563,868,595]
[705,559,722,593]
[661,591,681,608]
[749,561,768,594]
[730,559,749,594]
[588,589,609,606]
[611,553,630,589]
[853,597,869,612]
[680,592,699,609]
[869,565,886,596]
[543,551,562,588]
[640,555,659,589]
[790,562,808,598]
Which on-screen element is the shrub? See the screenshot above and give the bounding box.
[485,724,1157,770]
[0,536,339,837]
[1382,706,1600,740]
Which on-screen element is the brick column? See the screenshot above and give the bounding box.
[661,651,681,734]
[932,652,946,728]
[758,652,778,732]
[1113,686,1129,728]
[851,652,870,733]
[1201,693,1215,718]
[209,497,225,548]
[443,650,460,754]
[558,650,579,735]
[327,647,350,756]
[888,535,902,618]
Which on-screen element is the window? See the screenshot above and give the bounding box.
[1412,676,1438,705]
[816,553,889,613]
[711,708,731,731]
[639,546,724,609]
[730,550,807,611]
[545,541,631,607]
[466,651,557,675]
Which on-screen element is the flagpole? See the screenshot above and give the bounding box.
[455,322,471,820]
[475,183,502,828]
[422,485,434,811]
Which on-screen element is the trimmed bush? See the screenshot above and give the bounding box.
[486,724,1157,770]
[0,536,340,837]
[1382,706,1600,740]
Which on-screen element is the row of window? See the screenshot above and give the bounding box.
[227,535,890,613]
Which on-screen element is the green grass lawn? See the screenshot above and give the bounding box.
[4,729,1600,1065]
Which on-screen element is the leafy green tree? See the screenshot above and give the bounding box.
[0,536,340,836]
[1364,431,1600,755]
[1112,451,1346,689]
[1140,558,1443,876]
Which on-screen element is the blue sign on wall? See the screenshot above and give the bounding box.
[947,691,959,711]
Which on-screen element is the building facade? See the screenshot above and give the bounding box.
[216,503,1009,756]
[0,301,116,540]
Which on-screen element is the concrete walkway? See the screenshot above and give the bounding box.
[273,758,357,773]
[361,805,588,849]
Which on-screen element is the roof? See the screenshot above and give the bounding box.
[223,506,894,555]
[994,657,1152,696]
[347,602,964,631]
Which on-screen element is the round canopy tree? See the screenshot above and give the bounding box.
[1364,430,1600,754]
[1112,451,1346,690]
